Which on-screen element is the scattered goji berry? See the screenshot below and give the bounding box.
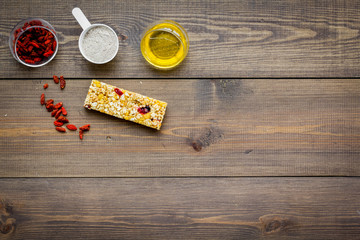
[54,121,64,127]
[46,99,54,105]
[41,74,89,140]
[40,93,45,105]
[57,116,69,123]
[46,103,54,112]
[55,127,66,132]
[79,124,90,131]
[53,75,59,84]
[51,109,57,117]
[60,75,66,89]
[66,124,77,131]
[55,109,62,119]
[61,107,67,116]
[54,102,63,109]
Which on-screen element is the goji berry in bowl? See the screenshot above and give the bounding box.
[9,18,59,67]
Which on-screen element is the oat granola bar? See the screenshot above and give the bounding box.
[84,80,167,130]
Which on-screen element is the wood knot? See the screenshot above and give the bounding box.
[259,215,295,235]
[188,127,224,152]
[0,223,15,234]
[0,199,16,235]
[191,140,202,152]
[265,220,282,232]
[119,33,128,41]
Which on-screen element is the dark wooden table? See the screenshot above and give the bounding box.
[1,0,360,239]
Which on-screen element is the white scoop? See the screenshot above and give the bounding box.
[72,7,119,64]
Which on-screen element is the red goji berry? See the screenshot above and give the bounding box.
[40,93,45,105]
[55,127,66,132]
[53,75,59,84]
[25,59,35,64]
[43,83,48,89]
[60,75,66,89]
[54,121,64,127]
[52,40,57,50]
[57,116,69,123]
[29,41,40,48]
[79,124,90,131]
[46,103,54,112]
[51,109,57,117]
[43,50,54,58]
[79,130,84,140]
[66,124,77,131]
[54,109,62,119]
[15,22,55,65]
[46,99,54,105]
[61,107,67,116]
[54,102,63,109]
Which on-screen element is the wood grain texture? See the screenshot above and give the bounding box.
[0,79,359,177]
[1,0,360,78]
[0,178,359,240]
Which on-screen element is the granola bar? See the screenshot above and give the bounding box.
[84,80,167,130]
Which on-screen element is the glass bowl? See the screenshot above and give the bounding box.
[9,18,59,67]
[140,20,189,70]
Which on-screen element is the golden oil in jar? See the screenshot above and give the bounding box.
[141,20,189,70]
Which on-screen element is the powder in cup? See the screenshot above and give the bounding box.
[81,26,118,63]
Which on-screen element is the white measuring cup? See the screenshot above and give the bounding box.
[72,7,119,64]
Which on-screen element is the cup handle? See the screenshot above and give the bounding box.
[72,7,91,30]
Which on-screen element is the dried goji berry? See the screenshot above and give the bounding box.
[54,102,63,109]
[53,75,59,84]
[46,103,54,112]
[15,22,56,66]
[43,83,48,89]
[52,40,57,50]
[46,99,54,105]
[60,75,66,89]
[55,109,62,119]
[51,109,57,117]
[43,50,54,58]
[57,116,69,123]
[66,124,77,131]
[79,124,90,131]
[40,93,45,105]
[29,41,40,48]
[54,121,64,127]
[79,130,84,140]
[25,59,35,64]
[61,107,67,116]
[55,126,66,132]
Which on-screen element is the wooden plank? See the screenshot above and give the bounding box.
[0,79,359,177]
[1,0,360,78]
[0,177,359,239]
